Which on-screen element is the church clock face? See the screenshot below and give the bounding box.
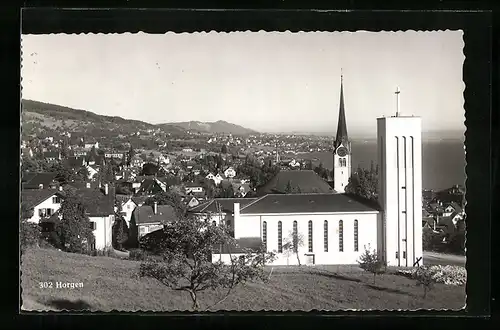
[336,146,347,157]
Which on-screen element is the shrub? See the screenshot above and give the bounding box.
[357,244,387,284]
[396,265,467,286]
[20,220,41,251]
[422,227,445,252]
[129,248,149,261]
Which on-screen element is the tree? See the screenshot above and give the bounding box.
[284,180,293,194]
[138,215,276,311]
[141,162,160,176]
[283,230,305,266]
[413,266,435,298]
[20,202,40,251]
[346,164,378,202]
[221,144,228,154]
[112,215,129,251]
[357,244,387,284]
[56,192,95,254]
[127,145,135,166]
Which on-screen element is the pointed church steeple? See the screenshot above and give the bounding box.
[334,73,349,149]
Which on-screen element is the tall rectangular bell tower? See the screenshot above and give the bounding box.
[377,88,423,267]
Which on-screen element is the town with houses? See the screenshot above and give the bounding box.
[20,78,466,261]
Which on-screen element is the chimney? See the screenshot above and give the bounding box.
[104,183,109,196]
[153,201,158,215]
[86,182,91,189]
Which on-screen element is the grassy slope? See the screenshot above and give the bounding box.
[21,248,465,312]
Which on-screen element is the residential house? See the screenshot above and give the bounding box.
[104,151,125,159]
[224,166,236,179]
[21,172,59,190]
[43,151,61,162]
[73,183,115,250]
[84,140,99,150]
[115,196,138,226]
[131,203,178,239]
[86,165,99,180]
[72,148,88,157]
[188,198,257,233]
[21,188,64,224]
[184,182,204,195]
[186,196,201,208]
[206,173,216,182]
[214,173,225,186]
[135,177,167,196]
[231,182,251,198]
[192,165,202,176]
[131,155,145,168]
[85,153,105,167]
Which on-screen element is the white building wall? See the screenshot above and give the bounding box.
[90,215,114,250]
[27,195,62,224]
[121,200,137,226]
[377,117,423,267]
[234,212,378,266]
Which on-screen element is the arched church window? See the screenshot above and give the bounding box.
[339,220,344,252]
[354,220,359,252]
[278,221,283,253]
[324,220,328,252]
[293,221,298,250]
[262,221,267,250]
[308,220,313,252]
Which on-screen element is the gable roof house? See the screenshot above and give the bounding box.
[65,156,86,169]
[21,172,59,190]
[131,203,178,239]
[43,151,61,162]
[135,177,167,196]
[21,189,64,224]
[72,183,116,250]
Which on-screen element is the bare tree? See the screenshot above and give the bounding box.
[283,230,305,266]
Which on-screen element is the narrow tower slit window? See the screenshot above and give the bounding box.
[278,221,282,253]
[324,220,328,252]
[339,220,344,252]
[308,220,313,253]
[354,220,359,252]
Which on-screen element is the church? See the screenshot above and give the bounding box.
[209,76,423,267]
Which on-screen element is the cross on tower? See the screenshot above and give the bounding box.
[395,86,401,117]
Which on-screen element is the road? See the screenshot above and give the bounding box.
[423,251,466,267]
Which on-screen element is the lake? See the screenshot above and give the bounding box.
[295,140,465,191]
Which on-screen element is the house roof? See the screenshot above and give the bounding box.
[71,187,115,217]
[65,156,86,169]
[257,170,335,195]
[21,189,63,209]
[240,193,380,215]
[185,182,204,188]
[131,196,148,206]
[132,204,178,225]
[189,198,258,214]
[43,151,60,158]
[21,172,58,189]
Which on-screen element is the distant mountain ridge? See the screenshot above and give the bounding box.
[21,99,257,137]
[159,120,258,135]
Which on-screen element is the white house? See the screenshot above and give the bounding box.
[206,173,215,182]
[86,165,99,180]
[214,173,225,186]
[82,184,115,250]
[84,141,99,150]
[184,183,204,195]
[21,189,64,224]
[116,197,138,226]
[224,167,236,179]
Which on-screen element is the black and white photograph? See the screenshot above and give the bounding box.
[20,30,466,311]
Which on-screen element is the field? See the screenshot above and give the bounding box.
[21,248,465,312]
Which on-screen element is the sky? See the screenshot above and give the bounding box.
[21,31,465,137]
